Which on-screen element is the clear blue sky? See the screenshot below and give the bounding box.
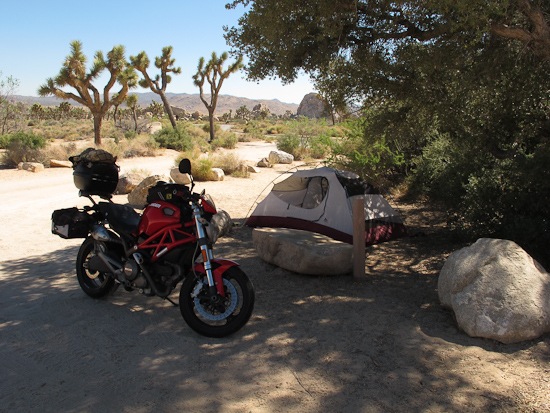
[0,0,314,104]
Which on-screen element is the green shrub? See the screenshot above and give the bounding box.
[211,131,238,150]
[153,123,207,151]
[192,157,214,181]
[0,132,47,166]
[242,121,265,140]
[454,148,550,267]
[124,130,137,140]
[407,133,477,204]
[276,118,336,161]
[201,122,220,134]
[326,119,405,189]
[175,148,212,181]
[309,133,333,159]
[276,134,301,157]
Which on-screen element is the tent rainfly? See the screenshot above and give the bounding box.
[246,167,406,245]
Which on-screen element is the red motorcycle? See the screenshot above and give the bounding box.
[52,150,255,337]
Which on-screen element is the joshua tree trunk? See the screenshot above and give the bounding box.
[92,113,103,145]
[208,108,215,142]
[159,92,177,128]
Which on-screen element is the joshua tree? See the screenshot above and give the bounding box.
[193,52,243,142]
[38,40,137,145]
[126,94,139,132]
[130,46,181,128]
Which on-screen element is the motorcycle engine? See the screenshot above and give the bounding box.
[123,259,147,288]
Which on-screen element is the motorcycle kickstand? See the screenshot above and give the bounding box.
[164,296,179,307]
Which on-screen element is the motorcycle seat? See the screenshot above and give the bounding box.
[98,202,141,235]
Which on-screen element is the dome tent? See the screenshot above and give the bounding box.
[246,167,406,245]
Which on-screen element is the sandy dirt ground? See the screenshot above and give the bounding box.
[0,141,548,413]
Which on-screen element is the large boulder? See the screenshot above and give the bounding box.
[438,238,550,344]
[268,150,294,165]
[296,93,329,118]
[209,168,225,181]
[252,228,353,275]
[127,175,172,208]
[116,172,146,195]
[169,167,192,185]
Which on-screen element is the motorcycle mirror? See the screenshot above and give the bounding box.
[179,158,192,174]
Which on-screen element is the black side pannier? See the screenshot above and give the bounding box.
[51,207,91,239]
[69,148,119,196]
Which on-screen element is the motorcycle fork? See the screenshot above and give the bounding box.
[193,206,225,298]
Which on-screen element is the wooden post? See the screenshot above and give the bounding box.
[352,196,366,279]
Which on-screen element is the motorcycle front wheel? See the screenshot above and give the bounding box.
[76,237,117,298]
[179,267,255,338]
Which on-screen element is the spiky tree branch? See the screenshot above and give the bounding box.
[130,46,181,128]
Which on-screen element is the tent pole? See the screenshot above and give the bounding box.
[352,196,366,278]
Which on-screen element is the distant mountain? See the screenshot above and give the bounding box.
[13,92,300,116]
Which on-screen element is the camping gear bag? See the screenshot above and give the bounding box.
[147,182,193,220]
[147,182,191,205]
[70,148,119,195]
[51,207,91,239]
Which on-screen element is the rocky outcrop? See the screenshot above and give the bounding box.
[297,93,329,118]
[170,106,187,119]
[252,228,353,275]
[252,103,270,119]
[438,238,550,344]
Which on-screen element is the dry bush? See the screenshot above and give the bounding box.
[42,142,79,162]
[175,150,249,180]
[212,152,249,177]
[102,135,160,159]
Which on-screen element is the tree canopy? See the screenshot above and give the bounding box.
[225,0,549,99]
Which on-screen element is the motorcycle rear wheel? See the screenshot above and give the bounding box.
[76,237,117,298]
[179,267,255,338]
